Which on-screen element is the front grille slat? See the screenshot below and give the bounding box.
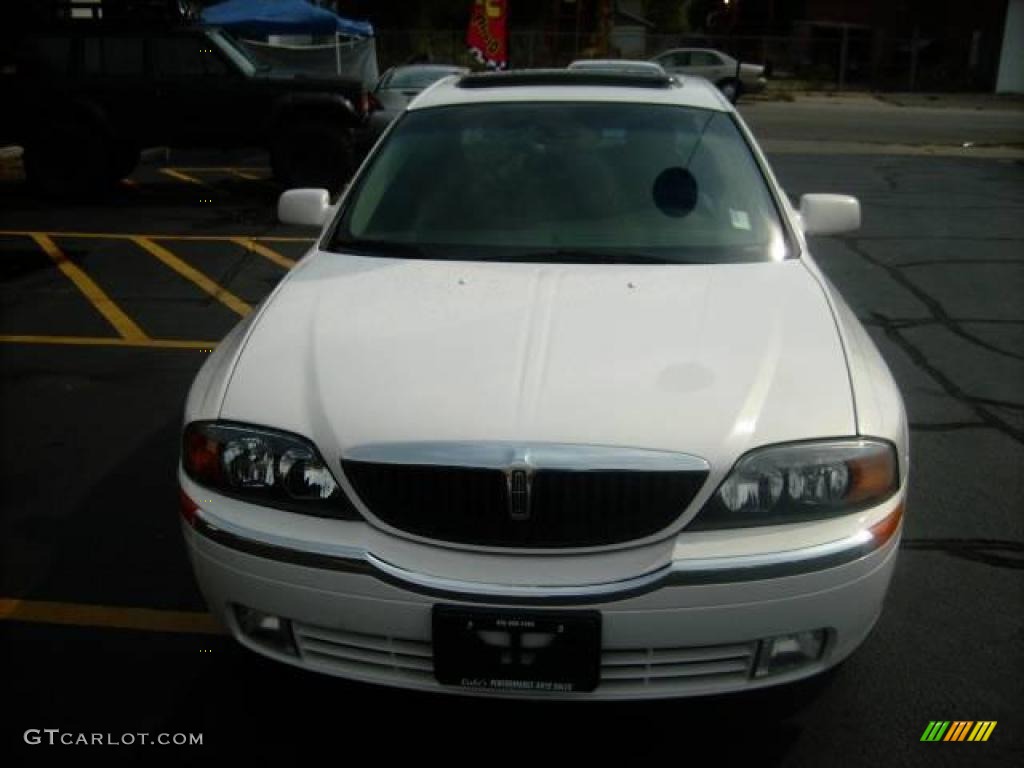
[302,651,436,682]
[650,643,755,664]
[293,621,755,692]
[603,643,753,667]
[601,659,751,680]
[297,638,433,672]
[599,672,750,692]
[295,626,433,658]
[294,623,435,679]
[599,640,758,687]
[342,460,708,548]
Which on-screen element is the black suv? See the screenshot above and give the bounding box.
[1,1,368,195]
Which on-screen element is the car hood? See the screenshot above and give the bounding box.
[220,253,854,470]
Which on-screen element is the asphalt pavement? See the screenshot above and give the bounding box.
[1,105,1022,766]
[741,93,1024,149]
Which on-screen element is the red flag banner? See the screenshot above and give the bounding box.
[467,0,508,70]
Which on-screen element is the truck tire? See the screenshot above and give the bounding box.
[24,118,117,197]
[110,142,140,181]
[272,120,355,196]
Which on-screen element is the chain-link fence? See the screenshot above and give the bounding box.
[375,28,999,92]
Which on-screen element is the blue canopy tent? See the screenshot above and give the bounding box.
[201,0,374,38]
[202,0,377,84]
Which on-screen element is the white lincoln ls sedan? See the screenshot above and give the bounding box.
[179,69,908,699]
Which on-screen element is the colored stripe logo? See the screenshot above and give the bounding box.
[921,721,997,742]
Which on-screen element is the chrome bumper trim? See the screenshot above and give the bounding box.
[342,441,710,472]
[190,513,896,605]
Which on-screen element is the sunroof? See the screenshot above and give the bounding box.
[457,69,675,89]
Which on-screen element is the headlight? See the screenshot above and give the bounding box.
[182,422,359,518]
[690,439,898,529]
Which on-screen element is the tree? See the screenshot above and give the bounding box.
[684,0,717,32]
[643,0,688,33]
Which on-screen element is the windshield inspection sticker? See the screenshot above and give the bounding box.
[730,209,751,230]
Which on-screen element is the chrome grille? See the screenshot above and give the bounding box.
[293,624,434,684]
[341,461,708,548]
[293,621,756,694]
[599,641,757,691]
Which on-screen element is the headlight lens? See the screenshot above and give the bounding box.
[182,422,359,518]
[691,439,898,529]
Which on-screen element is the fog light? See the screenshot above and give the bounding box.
[232,604,297,656]
[754,630,827,677]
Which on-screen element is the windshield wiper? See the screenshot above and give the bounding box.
[331,238,433,259]
[503,249,678,264]
[329,241,689,263]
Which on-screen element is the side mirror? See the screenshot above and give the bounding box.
[278,188,331,227]
[799,194,861,235]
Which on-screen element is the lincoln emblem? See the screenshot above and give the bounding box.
[506,467,533,521]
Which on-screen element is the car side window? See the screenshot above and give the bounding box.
[668,52,691,67]
[153,37,229,77]
[691,52,721,67]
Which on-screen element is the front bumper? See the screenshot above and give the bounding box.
[183,499,902,700]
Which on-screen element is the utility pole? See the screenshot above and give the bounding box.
[839,24,849,90]
[909,25,919,91]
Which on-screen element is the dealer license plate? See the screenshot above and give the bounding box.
[432,605,601,693]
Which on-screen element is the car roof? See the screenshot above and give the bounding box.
[410,69,732,113]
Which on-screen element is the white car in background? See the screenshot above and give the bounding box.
[650,47,768,102]
[363,64,469,144]
[180,68,907,699]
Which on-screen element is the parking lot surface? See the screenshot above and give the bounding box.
[1,146,1022,766]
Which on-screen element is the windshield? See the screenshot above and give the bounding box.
[207,29,260,76]
[330,102,790,263]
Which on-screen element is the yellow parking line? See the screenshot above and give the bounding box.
[0,334,217,350]
[0,230,314,243]
[159,167,206,186]
[30,233,148,341]
[226,169,266,181]
[232,237,297,269]
[131,236,252,318]
[158,235,311,243]
[0,598,227,636]
[172,166,270,175]
[238,236,311,243]
[156,235,310,243]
